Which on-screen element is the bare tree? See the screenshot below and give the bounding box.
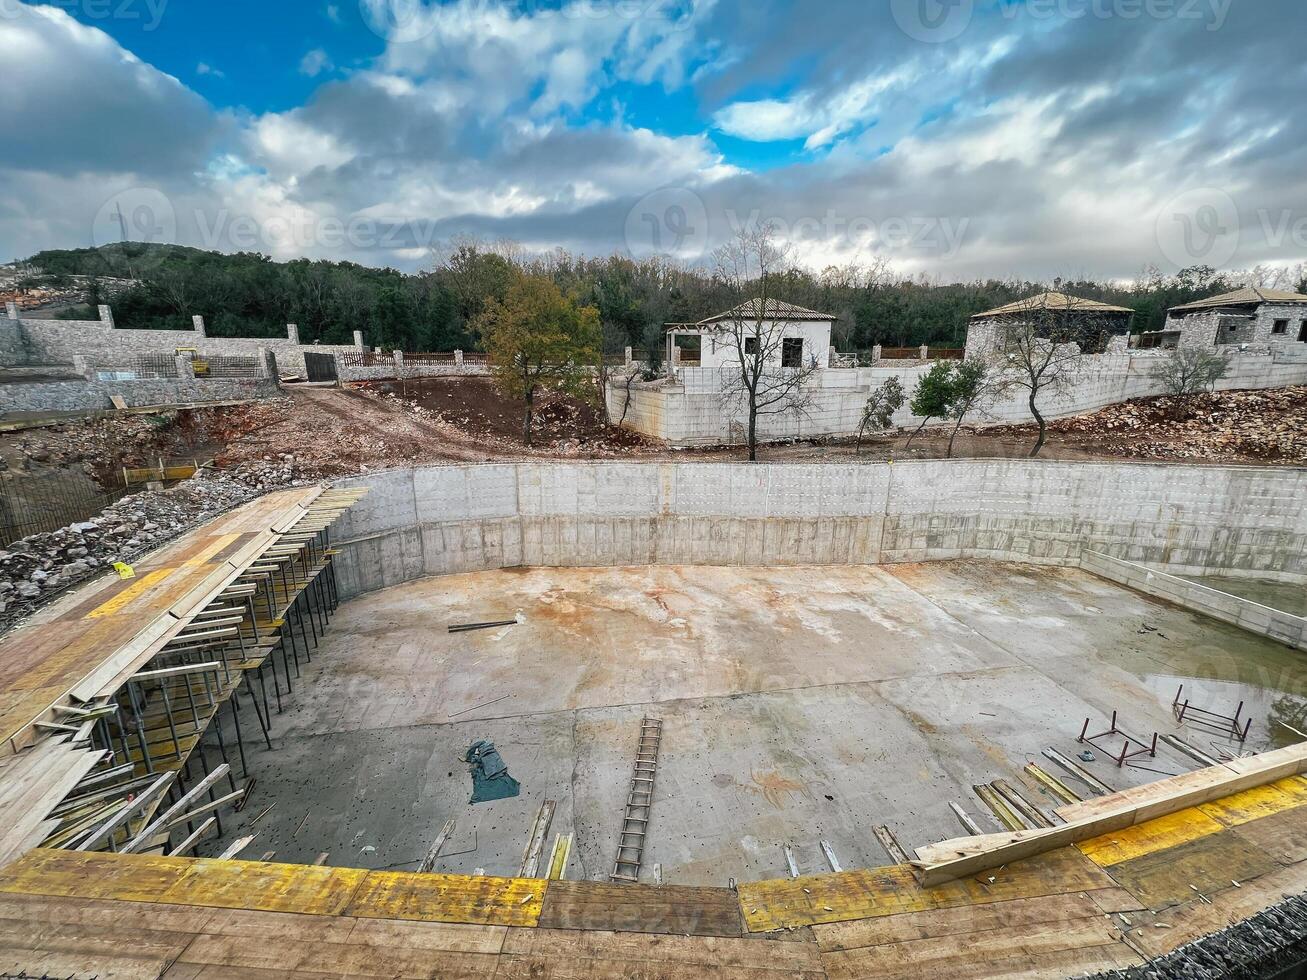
[713,226,821,461]
[1151,347,1229,417]
[986,302,1107,457]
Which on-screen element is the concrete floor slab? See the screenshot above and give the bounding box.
[206,562,1307,887]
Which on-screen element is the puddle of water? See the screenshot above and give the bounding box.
[1186,575,1307,618]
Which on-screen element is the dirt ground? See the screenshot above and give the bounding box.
[5,382,1305,495]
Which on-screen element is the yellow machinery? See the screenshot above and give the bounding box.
[175,347,210,377]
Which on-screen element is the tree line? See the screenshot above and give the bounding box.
[21,241,1307,361]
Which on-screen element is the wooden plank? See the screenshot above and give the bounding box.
[915,742,1307,886]
[1229,806,1307,864]
[162,858,367,916]
[810,891,1113,953]
[174,932,500,979]
[501,927,823,971]
[494,954,825,980]
[819,925,1142,980]
[344,870,544,927]
[538,880,743,937]
[1104,830,1282,910]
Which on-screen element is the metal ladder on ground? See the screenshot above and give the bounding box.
[610,717,662,883]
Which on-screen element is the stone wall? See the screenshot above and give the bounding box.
[1082,551,1306,651]
[327,460,1307,599]
[0,376,280,416]
[3,310,362,376]
[609,347,1307,446]
[1174,304,1307,348]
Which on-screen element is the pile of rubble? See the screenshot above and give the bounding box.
[988,386,1307,464]
[0,471,256,632]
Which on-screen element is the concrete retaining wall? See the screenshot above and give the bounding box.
[0,376,280,416]
[613,347,1307,446]
[1082,551,1307,651]
[328,460,1307,599]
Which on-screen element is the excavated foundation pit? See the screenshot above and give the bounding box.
[200,560,1307,885]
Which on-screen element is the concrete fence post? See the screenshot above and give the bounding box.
[174,355,195,379]
[353,330,365,350]
[98,305,114,328]
[828,345,837,368]
[625,346,633,368]
[287,323,300,345]
[5,302,18,320]
[257,347,279,383]
[192,315,206,337]
[872,344,882,363]
[454,349,464,367]
[393,350,405,375]
[919,344,929,360]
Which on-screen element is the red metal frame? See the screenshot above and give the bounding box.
[1078,711,1159,768]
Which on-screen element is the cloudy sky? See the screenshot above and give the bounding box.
[1,0,1303,280]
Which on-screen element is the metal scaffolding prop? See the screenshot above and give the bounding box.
[25,487,368,857]
[1173,685,1253,743]
[1078,710,1159,768]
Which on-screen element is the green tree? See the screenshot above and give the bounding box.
[477,276,601,445]
[856,376,906,453]
[906,361,957,446]
[944,359,990,458]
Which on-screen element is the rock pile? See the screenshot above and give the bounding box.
[0,471,257,633]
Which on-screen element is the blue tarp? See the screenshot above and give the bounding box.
[465,739,521,803]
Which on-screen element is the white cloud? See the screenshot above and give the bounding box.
[197,62,225,79]
[300,48,333,78]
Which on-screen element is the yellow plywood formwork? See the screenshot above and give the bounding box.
[1197,777,1307,828]
[738,848,1111,932]
[1076,809,1226,868]
[345,871,545,928]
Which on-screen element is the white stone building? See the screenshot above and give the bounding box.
[1164,287,1307,349]
[664,299,834,370]
[964,291,1134,359]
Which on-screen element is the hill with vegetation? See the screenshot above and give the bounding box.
[16,242,1301,359]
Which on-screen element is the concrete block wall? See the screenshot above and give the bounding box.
[3,312,362,375]
[328,459,1307,599]
[610,349,1307,446]
[1082,552,1306,651]
[0,376,280,416]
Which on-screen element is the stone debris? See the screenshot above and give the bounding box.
[1086,891,1307,979]
[0,470,256,633]
[987,386,1307,464]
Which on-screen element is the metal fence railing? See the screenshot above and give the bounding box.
[201,354,266,379]
[404,353,456,365]
[0,472,124,548]
[338,351,389,367]
[462,352,489,367]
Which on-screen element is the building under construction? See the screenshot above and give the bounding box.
[0,458,1305,977]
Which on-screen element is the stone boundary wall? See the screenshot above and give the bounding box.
[3,311,361,376]
[326,460,1307,599]
[1082,551,1306,651]
[611,347,1307,446]
[0,377,280,416]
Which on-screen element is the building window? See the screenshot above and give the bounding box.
[1300,321,1307,343]
[782,337,803,368]
[1273,319,1289,335]
[743,336,758,356]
